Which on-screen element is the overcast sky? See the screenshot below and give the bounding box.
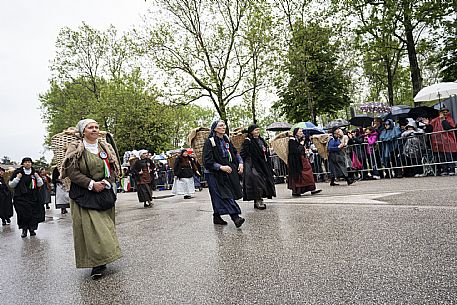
[0,0,149,163]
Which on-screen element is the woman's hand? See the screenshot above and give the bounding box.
[220,165,232,174]
[238,164,244,174]
[93,181,106,192]
[16,173,23,179]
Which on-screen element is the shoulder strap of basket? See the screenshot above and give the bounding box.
[209,137,216,147]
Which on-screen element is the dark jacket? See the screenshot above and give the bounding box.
[173,156,195,178]
[288,137,305,180]
[203,135,242,200]
[240,136,276,201]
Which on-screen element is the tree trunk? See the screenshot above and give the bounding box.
[385,56,394,106]
[403,3,423,98]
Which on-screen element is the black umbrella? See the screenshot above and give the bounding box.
[266,122,292,131]
[386,105,411,120]
[407,106,439,119]
[349,115,374,127]
[325,119,350,129]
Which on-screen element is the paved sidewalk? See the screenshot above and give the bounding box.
[1,176,457,304]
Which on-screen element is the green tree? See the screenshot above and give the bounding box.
[274,21,351,123]
[438,15,457,82]
[140,0,270,131]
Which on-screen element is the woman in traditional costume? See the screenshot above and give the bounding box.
[52,167,69,214]
[132,150,154,207]
[240,124,276,210]
[172,149,198,199]
[61,119,121,280]
[9,157,45,237]
[287,128,322,197]
[327,127,355,186]
[203,120,245,227]
[0,167,13,225]
[38,168,52,210]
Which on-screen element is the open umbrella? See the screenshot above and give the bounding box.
[325,118,349,129]
[349,115,373,127]
[387,105,411,120]
[290,122,324,135]
[414,82,457,103]
[266,121,292,131]
[407,106,439,119]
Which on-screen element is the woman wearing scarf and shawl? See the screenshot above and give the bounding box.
[203,120,245,227]
[287,128,322,197]
[133,149,154,207]
[240,124,276,210]
[172,149,198,199]
[61,119,121,280]
[9,157,45,237]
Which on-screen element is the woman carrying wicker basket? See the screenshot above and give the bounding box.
[61,119,121,280]
[240,124,276,209]
[288,128,322,197]
[203,120,245,228]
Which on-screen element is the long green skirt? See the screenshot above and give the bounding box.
[70,200,122,268]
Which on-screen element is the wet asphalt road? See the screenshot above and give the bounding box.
[1,176,457,304]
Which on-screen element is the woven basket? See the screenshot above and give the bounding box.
[270,131,290,164]
[230,133,247,153]
[311,134,330,160]
[51,127,108,170]
[188,127,211,164]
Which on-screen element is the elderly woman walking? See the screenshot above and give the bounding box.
[9,158,45,237]
[240,124,276,210]
[61,119,121,280]
[203,120,245,227]
[287,128,322,197]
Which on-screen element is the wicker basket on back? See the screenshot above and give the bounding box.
[270,131,291,164]
[230,127,247,153]
[187,127,211,164]
[51,127,112,190]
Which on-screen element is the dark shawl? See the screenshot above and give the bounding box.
[173,155,195,178]
[240,136,276,200]
[203,135,242,200]
[0,176,13,219]
[9,167,45,228]
[288,137,305,180]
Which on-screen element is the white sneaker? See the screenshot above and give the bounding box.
[372,175,381,180]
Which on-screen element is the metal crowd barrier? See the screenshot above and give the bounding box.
[270,128,457,181]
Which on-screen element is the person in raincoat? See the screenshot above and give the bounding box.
[424,108,456,175]
[379,119,403,178]
[240,124,276,210]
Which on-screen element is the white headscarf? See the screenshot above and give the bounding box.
[76,119,97,137]
[139,149,148,158]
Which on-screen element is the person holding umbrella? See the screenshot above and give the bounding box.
[423,107,456,176]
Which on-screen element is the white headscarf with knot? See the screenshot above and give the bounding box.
[139,149,148,158]
[76,119,97,137]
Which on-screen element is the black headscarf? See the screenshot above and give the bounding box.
[247,124,259,135]
[21,157,33,165]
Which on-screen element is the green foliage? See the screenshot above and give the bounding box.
[439,17,457,82]
[274,21,351,123]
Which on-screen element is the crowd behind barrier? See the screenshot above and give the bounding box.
[270,128,457,181]
[118,128,457,193]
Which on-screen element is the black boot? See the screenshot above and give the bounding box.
[230,214,245,228]
[1,219,6,226]
[29,230,36,236]
[21,229,27,238]
[330,177,339,186]
[90,265,105,280]
[346,177,355,185]
[213,214,228,225]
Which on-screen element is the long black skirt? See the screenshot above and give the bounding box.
[205,173,241,216]
[13,194,45,230]
[136,183,152,202]
[0,193,13,219]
